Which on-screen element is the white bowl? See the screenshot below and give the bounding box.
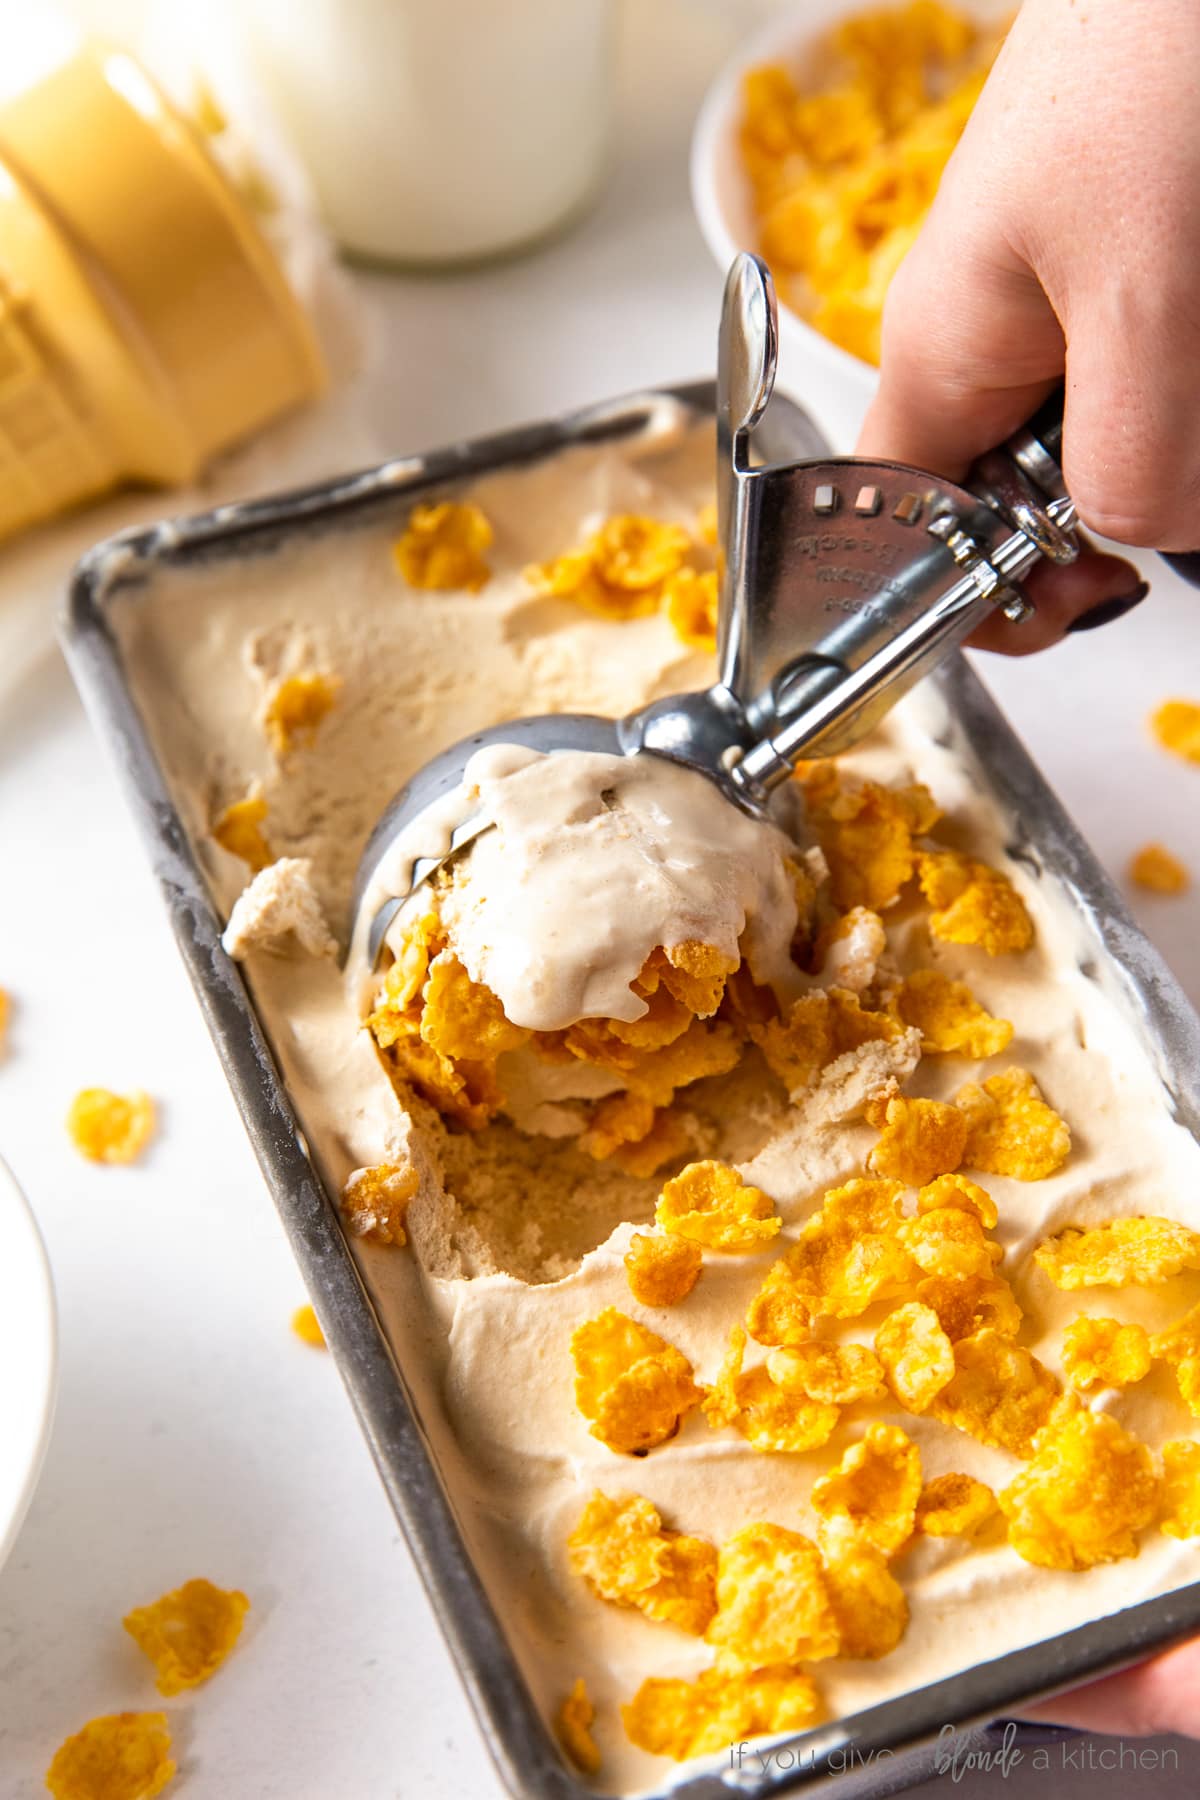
[690,0,1007,452]
[0,1158,57,1570]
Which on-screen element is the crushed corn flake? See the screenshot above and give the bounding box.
[919,851,1034,955]
[797,767,940,910]
[123,1578,249,1696]
[751,986,905,1098]
[893,968,1013,1057]
[525,514,691,619]
[1061,1316,1151,1392]
[999,1410,1160,1571]
[290,1303,326,1349]
[706,1521,840,1665]
[930,1329,1060,1457]
[1150,1302,1200,1417]
[811,1422,921,1557]
[624,1232,703,1307]
[1160,1441,1200,1539]
[702,1325,841,1452]
[955,1066,1070,1181]
[1034,1217,1200,1290]
[211,784,272,872]
[818,1515,910,1658]
[748,1177,910,1336]
[568,1490,717,1635]
[874,1301,955,1413]
[914,1471,997,1538]
[67,1088,156,1165]
[339,1161,419,1246]
[393,499,493,592]
[866,1091,968,1186]
[1129,843,1190,895]
[45,1712,176,1800]
[766,1341,885,1406]
[656,1159,780,1252]
[622,1661,820,1761]
[557,1677,601,1775]
[261,669,340,756]
[572,1307,703,1454]
[663,567,719,653]
[1150,698,1200,765]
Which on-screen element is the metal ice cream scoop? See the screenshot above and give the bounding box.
[349,253,1103,966]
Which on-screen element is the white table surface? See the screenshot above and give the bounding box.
[1,5,1199,1796]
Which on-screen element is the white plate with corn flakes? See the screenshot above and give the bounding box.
[0,1157,57,1571]
[691,0,1010,448]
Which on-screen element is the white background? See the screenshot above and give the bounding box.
[1,4,1199,1797]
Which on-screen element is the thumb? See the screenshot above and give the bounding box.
[856,212,1064,479]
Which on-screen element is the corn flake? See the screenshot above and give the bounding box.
[339,1160,419,1246]
[748,1178,912,1337]
[1150,698,1200,765]
[956,1067,1070,1180]
[914,1471,997,1538]
[915,1270,1023,1343]
[818,1515,909,1658]
[568,1490,717,1635]
[1160,1440,1200,1539]
[419,952,527,1062]
[526,514,691,619]
[766,1341,885,1405]
[897,1206,1003,1284]
[752,987,904,1097]
[1035,1217,1200,1289]
[706,1522,840,1665]
[291,1303,326,1349]
[1151,1302,1200,1416]
[798,770,940,910]
[261,669,339,755]
[917,1172,998,1230]
[919,851,1034,955]
[702,1326,841,1452]
[1129,843,1191,895]
[212,784,272,873]
[1061,1316,1151,1392]
[894,968,1013,1057]
[656,1159,780,1252]
[930,1328,1060,1457]
[999,1409,1160,1570]
[622,1661,820,1761]
[393,500,493,592]
[45,1713,176,1800]
[624,1232,702,1307]
[811,1423,921,1556]
[866,1091,968,1186]
[874,1302,955,1413]
[557,1677,601,1776]
[123,1578,249,1695]
[663,567,719,653]
[572,1308,703,1454]
[67,1088,155,1165]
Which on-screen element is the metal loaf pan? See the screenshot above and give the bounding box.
[61,382,1200,1800]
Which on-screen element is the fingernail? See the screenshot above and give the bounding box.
[1066,581,1150,633]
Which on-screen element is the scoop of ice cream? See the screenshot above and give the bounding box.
[427,745,801,1033]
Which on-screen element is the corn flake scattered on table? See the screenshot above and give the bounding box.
[45,1711,175,1800]
[738,1,1005,362]
[1150,698,1200,766]
[66,1089,156,1166]
[291,1303,327,1349]
[123,1578,250,1697]
[1129,842,1191,896]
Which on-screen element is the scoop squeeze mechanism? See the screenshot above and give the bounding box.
[353,253,1089,965]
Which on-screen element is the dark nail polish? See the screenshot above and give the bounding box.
[1066,581,1150,633]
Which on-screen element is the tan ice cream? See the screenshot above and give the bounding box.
[112,414,1200,1793]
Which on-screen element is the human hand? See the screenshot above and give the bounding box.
[857,0,1200,650]
[1019,1637,1200,1739]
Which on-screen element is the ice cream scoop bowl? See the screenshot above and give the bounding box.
[351,252,1084,974]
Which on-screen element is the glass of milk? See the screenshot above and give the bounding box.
[225,0,616,265]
